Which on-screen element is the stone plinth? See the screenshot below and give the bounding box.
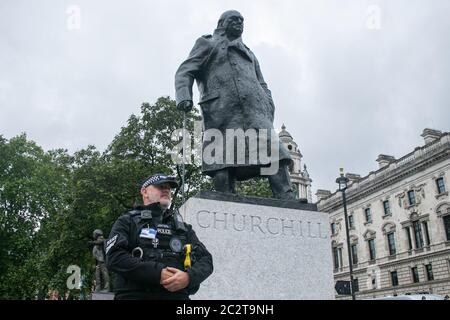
[179,192,334,300]
[91,292,114,300]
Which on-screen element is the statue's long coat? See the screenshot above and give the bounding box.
[175,30,292,179]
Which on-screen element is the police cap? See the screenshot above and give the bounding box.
[141,173,179,189]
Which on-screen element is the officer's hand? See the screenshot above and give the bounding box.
[161,267,190,292]
[177,100,193,112]
[160,268,175,284]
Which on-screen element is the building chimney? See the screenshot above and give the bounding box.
[376,154,396,169]
[421,128,442,145]
[316,189,332,201]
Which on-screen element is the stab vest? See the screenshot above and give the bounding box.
[128,208,190,270]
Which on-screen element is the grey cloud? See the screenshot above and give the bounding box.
[1,0,449,199]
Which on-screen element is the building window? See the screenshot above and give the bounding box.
[333,247,339,269]
[408,190,416,206]
[443,215,450,241]
[425,264,434,281]
[436,177,446,194]
[331,223,336,235]
[413,221,424,249]
[365,208,372,223]
[368,239,376,261]
[387,232,396,255]
[291,183,299,198]
[422,221,431,246]
[333,247,343,269]
[383,200,391,216]
[391,271,399,286]
[371,276,377,289]
[348,215,354,229]
[353,278,359,292]
[405,227,413,250]
[411,266,420,283]
[351,244,358,265]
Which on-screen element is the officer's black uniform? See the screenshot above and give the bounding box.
[105,177,213,300]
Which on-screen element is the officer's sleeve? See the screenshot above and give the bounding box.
[106,215,165,285]
[175,36,213,105]
[185,226,213,294]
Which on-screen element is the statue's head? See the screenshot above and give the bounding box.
[93,229,103,239]
[217,10,244,38]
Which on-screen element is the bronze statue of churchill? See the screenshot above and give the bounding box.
[175,10,295,199]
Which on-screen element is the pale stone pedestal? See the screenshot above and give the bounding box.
[179,192,334,300]
[91,292,115,300]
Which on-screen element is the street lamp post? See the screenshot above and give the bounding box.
[336,168,356,300]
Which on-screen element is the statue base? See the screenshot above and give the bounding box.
[179,191,334,300]
[196,191,316,211]
[91,292,114,300]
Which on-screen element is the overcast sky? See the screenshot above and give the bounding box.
[1,0,449,199]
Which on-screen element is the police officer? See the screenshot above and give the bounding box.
[105,173,213,300]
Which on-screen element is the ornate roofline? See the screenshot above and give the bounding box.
[318,133,450,212]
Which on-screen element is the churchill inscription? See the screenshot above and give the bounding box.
[195,210,328,238]
[180,196,334,299]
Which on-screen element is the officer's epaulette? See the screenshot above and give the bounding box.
[201,34,212,39]
[128,210,141,217]
[129,209,154,221]
[172,211,188,232]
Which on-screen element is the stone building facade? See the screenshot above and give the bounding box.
[279,124,312,202]
[317,128,450,299]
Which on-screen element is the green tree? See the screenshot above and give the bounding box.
[105,97,211,208]
[0,134,72,298]
[236,178,273,198]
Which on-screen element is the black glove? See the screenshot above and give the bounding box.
[177,100,194,112]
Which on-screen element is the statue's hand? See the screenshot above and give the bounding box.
[177,100,193,112]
